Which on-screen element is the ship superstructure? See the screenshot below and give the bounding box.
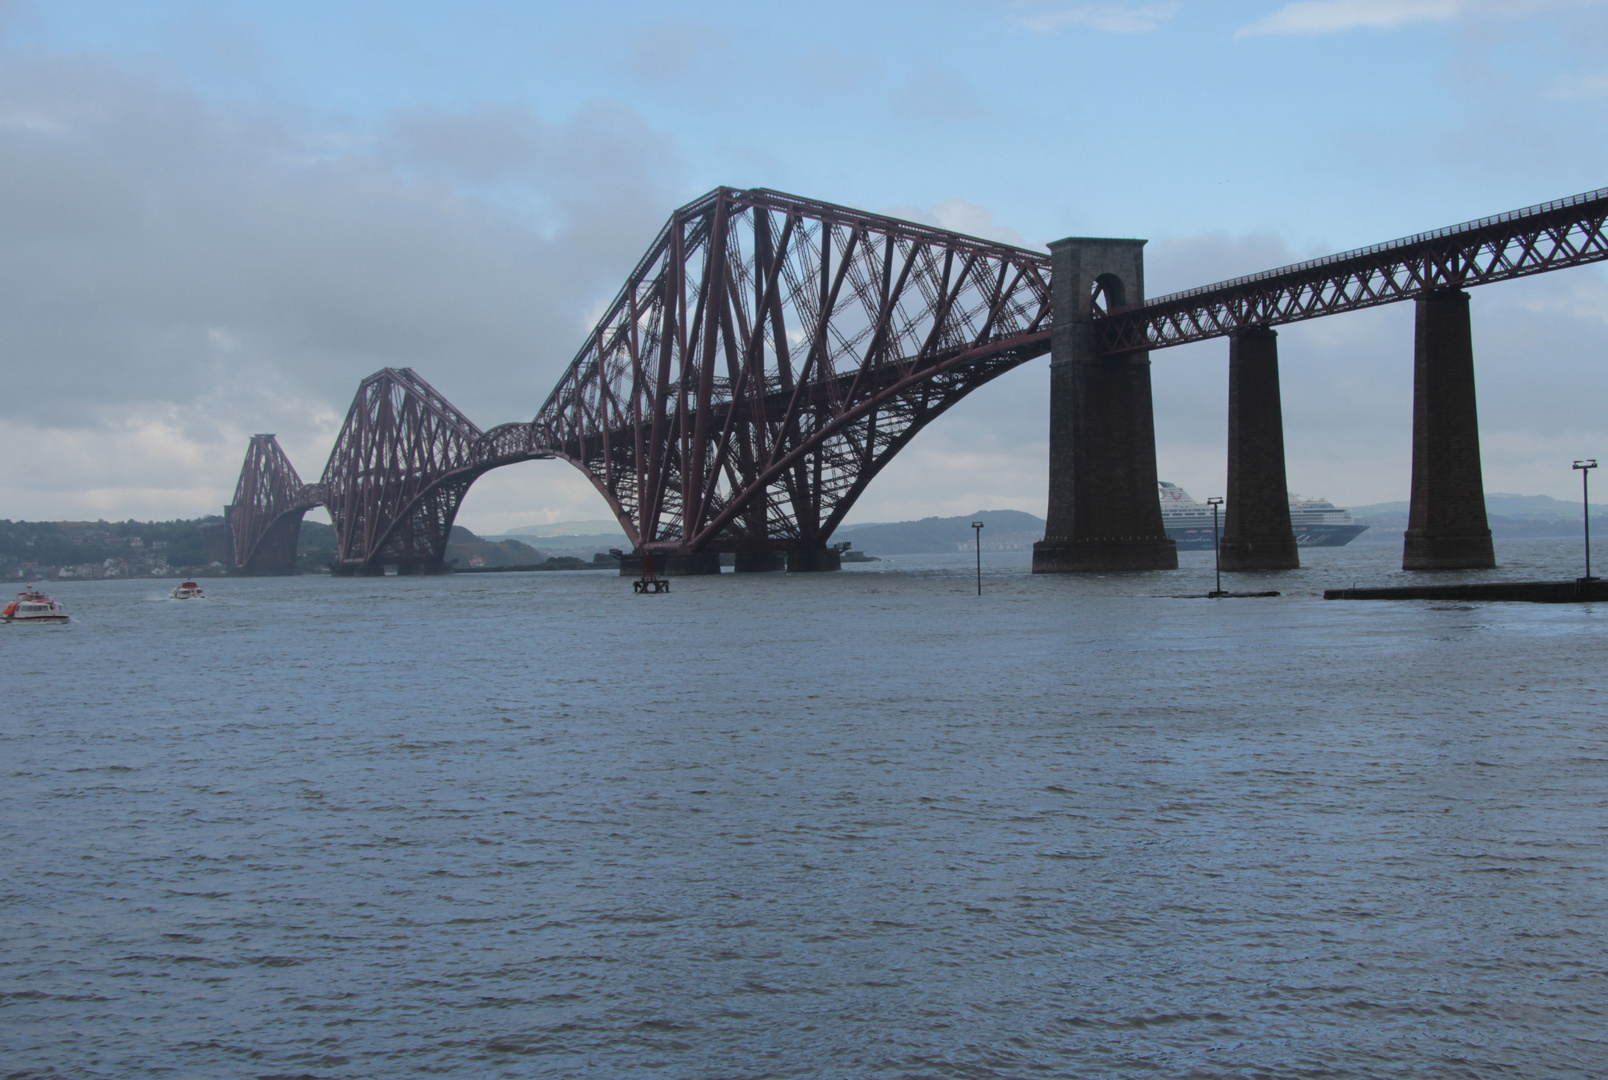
[1158,482,1368,550]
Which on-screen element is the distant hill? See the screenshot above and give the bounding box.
[297,519,337,570]
[455,492,1605,557]
[837,510,1044,554]
[480,521,631,557]
[475,512,1046,556]
[491,520,628,539]
[1,516,229,577]
[1352,493,1608,522]
[444,525,545,567]
[1350,493,1608,543]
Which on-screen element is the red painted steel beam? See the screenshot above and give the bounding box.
[315,368,566,568]
[1098,185,1608,353]
[531,187,1054,554]
[249,184,1608,567]
[227,434,323,570]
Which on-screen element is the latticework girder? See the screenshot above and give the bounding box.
[227,434,323,571]
[1098,185,1608,353]
[228,183,1607,569]
[318,369,560,567]
[532,187,1054,552]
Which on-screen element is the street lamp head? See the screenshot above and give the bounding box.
[972,521,984,529]
[1206,497,1224,506]
[1574,459,1598,470]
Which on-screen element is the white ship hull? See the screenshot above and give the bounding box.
[1158,482,1368,550]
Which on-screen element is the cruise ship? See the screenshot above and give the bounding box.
[1158,482,1369,550]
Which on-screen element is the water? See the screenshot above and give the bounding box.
[3,541,1606,1078]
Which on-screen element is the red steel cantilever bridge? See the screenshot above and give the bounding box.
[222,184,1608,575]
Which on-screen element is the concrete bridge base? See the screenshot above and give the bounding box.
[1220,326,1299,571]
[394,561,451,576]
[1034,236,1177,573]
[786,548,842,572]
[1403,290,1495,570]
[330,560,453,576]
[617,549,840,574]
[733,551,787,573]
[1033,537,1179,572]
[228,508,308,575]
[618,552,722,576]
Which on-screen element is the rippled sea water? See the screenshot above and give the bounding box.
[3,540,1607,1079]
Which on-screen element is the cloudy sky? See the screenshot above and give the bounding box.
[2,0,1606,533]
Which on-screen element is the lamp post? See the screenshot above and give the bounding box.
[1574,459,1598,582]
[1206,497,1225,597]
[971,521,984,595]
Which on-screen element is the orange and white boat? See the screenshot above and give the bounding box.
[171,581,206,599]
[3,587,70,623]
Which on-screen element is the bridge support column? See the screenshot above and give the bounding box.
[617,551,722,576]
[1403,289,1495,570]
[786,548,841,572]
[1033,237,1177,572]
[734,551,786,573]
[1220,326,1299,571]
[395,561,451,575]
[664,552,722,575]
[201,516,234,566]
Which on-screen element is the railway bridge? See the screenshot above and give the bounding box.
[221,184,1608,575]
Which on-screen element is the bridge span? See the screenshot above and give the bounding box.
[222,184,1608,576]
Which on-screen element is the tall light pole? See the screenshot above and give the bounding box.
[1574,459,1598,582]
[971,521,984,596]
[1207,497,1225,597]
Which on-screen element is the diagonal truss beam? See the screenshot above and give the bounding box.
[531,187,1054,553]
[1098,185,1608,353]
[319,368,556,567]
[229,183,1608,567]
[228,434,323,571]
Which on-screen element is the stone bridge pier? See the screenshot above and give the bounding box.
[1033,237,1177,573]
[1196,293,1496,574]
[1220,326,1300,571]
[1031,258,1501,578]
[1403,289,1495,569]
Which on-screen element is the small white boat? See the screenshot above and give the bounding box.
[3,587,70,623]
[171,580,206,600]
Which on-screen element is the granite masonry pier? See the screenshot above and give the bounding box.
[1221,325,1300,571]
[1033,237,1177,572]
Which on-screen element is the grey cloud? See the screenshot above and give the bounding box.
[0,49,688,523]
[0,42,684,516]
[387,99,679,235]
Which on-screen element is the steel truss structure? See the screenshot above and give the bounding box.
[227,434,323,573]
[222,183,1607,570]
[320,368,551,569]
[1099,185,1608,353]
[533,187,1053,553]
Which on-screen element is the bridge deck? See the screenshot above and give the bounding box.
[1099,185,1608,353]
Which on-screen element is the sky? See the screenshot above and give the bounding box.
[2,0,1606,534]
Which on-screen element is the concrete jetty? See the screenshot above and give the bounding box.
[1325,580,1608,603]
